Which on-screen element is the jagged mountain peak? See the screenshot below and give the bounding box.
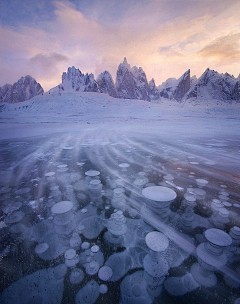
[49,66,99,94]
[158,69,190,101]
[116,58,150,100]
[96,70,117,98]
[0,75,43,103]
[185,68,240,102]
[118,57,131,72]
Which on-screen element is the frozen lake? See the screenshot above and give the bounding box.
[0,93,240,303]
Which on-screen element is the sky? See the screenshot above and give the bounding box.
[0,0,240,91]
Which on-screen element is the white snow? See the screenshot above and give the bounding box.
[0,91,239,140]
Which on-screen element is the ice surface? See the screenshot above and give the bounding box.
[0,91,240,303]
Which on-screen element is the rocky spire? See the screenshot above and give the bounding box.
[116,58,136,99]
[131,66,150,100]
[0,76,43,103]
[172,69,190,101]
[96,71,118,98]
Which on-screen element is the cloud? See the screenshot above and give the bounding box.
[159,46,185,58]
[1,0,240,90]
[29,52,69,71]
[198,33,240,63]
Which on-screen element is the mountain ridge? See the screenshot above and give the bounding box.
[1,59,239,104]
[0,76,43,104]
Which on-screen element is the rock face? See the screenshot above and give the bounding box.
[62,66,99,92]
[158,70,190,101]
[0,76,43,103]
[172,69,190,101]
[158,78,177,99]
[115,58,150,100]
[148,78,159,100]
[116,58,136,99]
[186,69,240,102]
[131,66,150,100]
[96,71,117,97]
[49,66,99,94]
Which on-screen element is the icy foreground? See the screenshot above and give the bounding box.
[0,92,240,303]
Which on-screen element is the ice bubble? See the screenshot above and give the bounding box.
[120,271,152,304]
[44,172,55,177]
[0,187,11,194]
[164,273,199,296]
[1,264,67,303]
[35,243,49,254]
[164,276,188,296]
[196,179,208,187]
[77,224,85,233]
[219,195,229,201]
[142,186,177,202]
[98,266,113,281]
[81,208,88,213]
[223,201,232,207]
[85,170,100,177]
[65,256,79,267]
[9,223,27,234]
[80,216,104,239]
[119,163,130,168]
[4,210,25,224]
[57,164,68,168]
[91,245,99,253]
[75,280,99,304]
[63,146,73,150]
[70,232,82,248]
[51,201,73,214]
[193,188,206,200]
[86,261,100,275]
[204,228,232,247]
[69,268,84,284]
[64,249,76,260]
[81,242,90,250]
[204,161,215,165]
[220,190,229,196]
[184,193,196,203]
[57,167,68,172]
[2,201,22,214]
[99,284,108,294]
[145,231,169,252]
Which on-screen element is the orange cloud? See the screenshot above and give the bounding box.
[1,0,240,90]
[198,33,240,63]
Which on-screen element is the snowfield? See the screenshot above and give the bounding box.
[0,91,239,139]
[0,91,240,304]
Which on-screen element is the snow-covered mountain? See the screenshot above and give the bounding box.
[158,70,190,101]
[0,76,43,103]
[49,66,99,94]
[96,71,117,98]
[185,69,240,102]
[115,58,152,101]
[131,66,150,101]
[1,59,240,105]
[115,58,137,99]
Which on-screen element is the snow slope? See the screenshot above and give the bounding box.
[0,91,239,140]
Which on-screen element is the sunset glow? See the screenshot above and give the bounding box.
[1,0,240,91]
